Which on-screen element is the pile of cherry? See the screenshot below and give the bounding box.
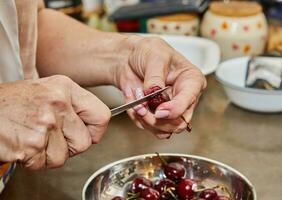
[111,156,232,200]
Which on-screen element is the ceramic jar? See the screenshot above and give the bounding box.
[201,1,268,60]
[147,13,199,36]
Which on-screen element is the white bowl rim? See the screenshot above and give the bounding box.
[215,56,282,95]
[82,153,257,200]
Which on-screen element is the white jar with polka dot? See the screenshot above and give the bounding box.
[147,13,199,36]
[201,1,268,60]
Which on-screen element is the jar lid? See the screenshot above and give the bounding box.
[209,1,262,17]
[153,13,197,22]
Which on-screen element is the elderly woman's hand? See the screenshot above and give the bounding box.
[114,35,207,139]
[0,75,111,170]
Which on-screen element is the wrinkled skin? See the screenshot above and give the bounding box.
[0,75,111,170]
[116,36,206,139]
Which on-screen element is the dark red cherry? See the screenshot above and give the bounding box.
[199,189,218,200]
[215,196,231,200]
[177,178,195,200]
[143,86,170,113]
[154,178,176,199]
[164,162,185,181]
[139,188,160,200]
[130,177,153,193]
[111,197,125,200]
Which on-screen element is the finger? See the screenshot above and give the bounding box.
[62,109,92,155]
[143,52,170,89]
[156,62,206,119]
[137,120,172,139]
[70,82,111,144]
[133,87,148,117]
[127,109,145,129]
[151,129,172,140]
[120,72,148,117]
[181,99,198,124]
[135,116,178,139]
[155,133,172,139]
[123,86,146,129]
[23,151,46,171]
[137,112,186,133]
[46,128,69,169]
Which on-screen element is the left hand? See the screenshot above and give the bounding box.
[113,35,207,139]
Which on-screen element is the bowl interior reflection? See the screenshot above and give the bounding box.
[83,154,256,200]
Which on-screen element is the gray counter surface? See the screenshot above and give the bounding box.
[1,76,281,200]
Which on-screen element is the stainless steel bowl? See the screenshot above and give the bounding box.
[82,153,256,200]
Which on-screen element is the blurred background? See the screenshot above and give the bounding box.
[0,1,281,200]
[43,0,282,58]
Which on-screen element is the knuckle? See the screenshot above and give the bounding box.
[98,107,111,126]
[25,162,45,171]
[46,90,69,111]
[91,133,104,144]
[91,137,101,144]
[23,152,46,171]
[48,153,68,169]
[38,112,57,131]
[15,151,26,162]
[75,136,92,153]
[49,75,72,85]
[51,158,67,169]
[26,133,47,151]
[49,97,68,111]
[87,125,106,144]
[147,36,166,45]
[142,37,169,51]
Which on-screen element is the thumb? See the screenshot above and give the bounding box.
[143,53,170,89]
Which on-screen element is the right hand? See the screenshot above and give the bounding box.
[0,75,111,170]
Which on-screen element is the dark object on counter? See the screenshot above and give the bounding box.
[109,0,209,21]
[266,2,282,55]
[245,56,282,90]
[44,0,83,20]
[115,20,140,32]
[268,2,282,23]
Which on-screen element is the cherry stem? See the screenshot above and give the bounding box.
[193,184,233,199]
[219,185,232,198]
[193,184,221,193]
[155,152,168,165]
[166,187,179,200]
[126,192,139,200]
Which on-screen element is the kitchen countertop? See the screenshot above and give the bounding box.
[1,75,281,200]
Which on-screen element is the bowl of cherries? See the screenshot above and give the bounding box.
[82,153,256,200]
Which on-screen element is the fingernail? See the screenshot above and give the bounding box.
[124,87,133,98]
[156,133,171,139]
[135,87,144,99]
[155,110,170,119]
[137,107,147,116]
[134,104,143,111]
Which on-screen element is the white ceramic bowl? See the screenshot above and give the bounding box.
[215,56,282,113]
[89,34,220,108]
